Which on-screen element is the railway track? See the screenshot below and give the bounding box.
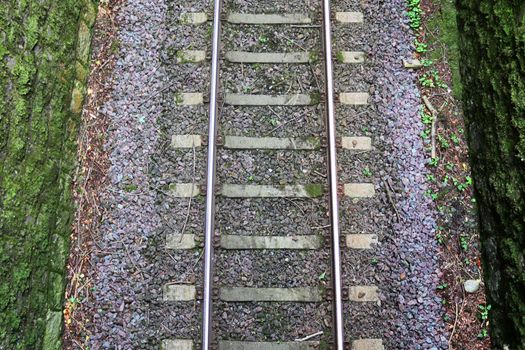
[163,0,383,349]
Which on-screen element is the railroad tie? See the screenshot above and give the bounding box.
[219,287,324,302]
[225,51,312,64]
[220,235,323,250]
[348,285,379,302]
[168,183,200,197]
[341,136,372,150]
[176,50,206,63]
[226,13,311,24]
[224,94,315,106]
[337,51,366,63]
[219,341,319,350]
[352,339,385,350]
[334,11,364,23]
[339,92,370,105]
[161,340,321,350]
[343,183,375,198]
[178,12,207,25]
[220,184,324,198]
[162,284,196,302]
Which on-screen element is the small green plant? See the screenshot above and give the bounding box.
[419,73,434,88]
[451,133,460,145]
[446,162,455,171]
[247,175,255,182]
[421,111,433,125]
[174,92,184,105]
[406,0,422,30]
[426,174,436,182]
[459,235,469,251]
[258,35,269,44]
[429,157,439,167]
[318,271,327,281]
[421,129,430,139]
[414,39,428,53]
[477,304,491,338]
[437,282,448,290]
[370,257,379,265]
[362,167,373,177]
[419,69,448,88]
[421,59,433,67]
[464,258,471,265]
[478,304,491,321]
[336,51,345,63]
[436,232,445,245]
[309,51,319,63]
[124,184,138,192]
[424,189,438,200]
[478,328,489,339]
[438,135,450,149]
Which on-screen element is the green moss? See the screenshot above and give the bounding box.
[456,0,525,347]
[426,0,463,98]
[307,136,321,150]
[0,0,98,347]
[124,184,139,192]
[304,184,324,198]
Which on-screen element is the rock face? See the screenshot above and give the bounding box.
[0,0,97,348]
[456,1,525,348]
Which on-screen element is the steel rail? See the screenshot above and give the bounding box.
[202,0,222,347]
[321,0,345,349]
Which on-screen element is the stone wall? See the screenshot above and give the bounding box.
[456,1,525,348]
[0,0,97,348]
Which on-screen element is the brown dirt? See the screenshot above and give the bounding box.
[416,1,491,348]
[62,1,122,348]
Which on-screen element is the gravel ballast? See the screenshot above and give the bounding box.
[82,0,450,348]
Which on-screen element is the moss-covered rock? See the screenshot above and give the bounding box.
[0,0,97,347]
[456,1,525,348]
